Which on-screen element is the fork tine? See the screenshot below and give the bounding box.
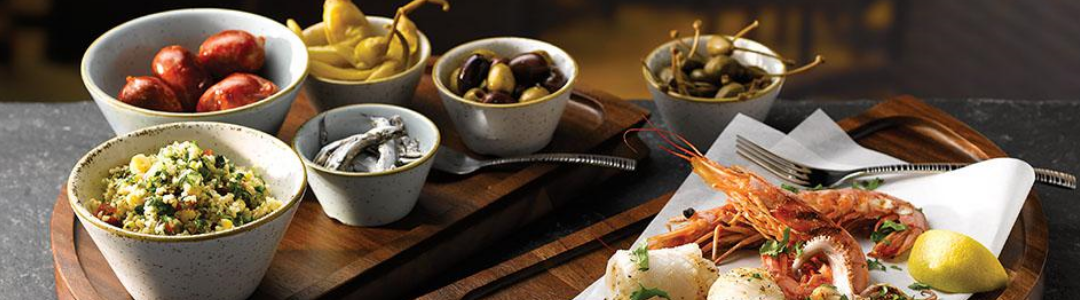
[735,136,812,173]
[735,144,811,185]
[734,138,812,180]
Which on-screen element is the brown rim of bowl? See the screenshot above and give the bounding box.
[432,37,579,109]
[641,35,786,103]
[66,121,308,243]
[303,17,433,86]
[291,103,441,177]
[80,8,310,118]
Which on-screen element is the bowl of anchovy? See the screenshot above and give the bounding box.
[292,103,439,226]
[642,20,824,147]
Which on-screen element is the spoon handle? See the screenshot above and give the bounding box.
[485,153,637,171]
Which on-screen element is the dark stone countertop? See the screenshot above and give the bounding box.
[2,99,1077,299]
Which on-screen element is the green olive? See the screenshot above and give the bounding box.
[706,36,734,56]
[715,82,746,99]
[449,67,462,94]
[464,88,485,102]
[470,49,498,59]
[486,62,516,93]
[519,86,550,102]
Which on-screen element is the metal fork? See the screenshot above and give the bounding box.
[734,135,1077,189]
[433,147,637,175]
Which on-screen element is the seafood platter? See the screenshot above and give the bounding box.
[422,96,1048,300]
[52,0,1051,299]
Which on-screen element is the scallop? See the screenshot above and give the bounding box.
[707,268,785,300]
[605,244,719,300]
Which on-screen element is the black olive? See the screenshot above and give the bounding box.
[731,65,766,84]
[509,52,551,86]
[481,91,517,104]
[541,69,568,92]
[458,54,491,95]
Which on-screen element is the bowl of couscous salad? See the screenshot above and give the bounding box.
[67,122,306,300]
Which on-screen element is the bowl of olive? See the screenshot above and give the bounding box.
[433,37,577,157]
[642,21,822,147]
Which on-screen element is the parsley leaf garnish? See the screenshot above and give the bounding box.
[760,227,792,257]
[890,265,903,271]
[630,284,671,300]
[867,258,887,271]
[631,243,650,271]
[781,183,800,193]
[871,220,908,243]
[854,177,885,190]
[909,282,932,291]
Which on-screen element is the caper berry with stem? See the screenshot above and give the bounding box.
[715,82,746,98]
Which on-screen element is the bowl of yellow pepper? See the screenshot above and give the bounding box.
[288,0,448,111]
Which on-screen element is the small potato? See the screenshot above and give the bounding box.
[198,30,266,78]
[152,45,212,110]
[118,76,185,112]
[196,73,278,112]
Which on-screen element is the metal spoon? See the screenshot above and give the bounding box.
[433,147,637,175]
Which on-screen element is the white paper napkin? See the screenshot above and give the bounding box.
[575,110,1035,300]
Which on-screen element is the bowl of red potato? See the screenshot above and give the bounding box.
[82,8,309,135]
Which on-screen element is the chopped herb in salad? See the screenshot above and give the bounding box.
[84,141,281,236]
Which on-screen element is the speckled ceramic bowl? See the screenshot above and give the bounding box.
[643,35,785,148]
[67,122,307,300]
[292,104,439,226]
[82,8,309,135]
[433,37,578,157]
[301,17,431,111]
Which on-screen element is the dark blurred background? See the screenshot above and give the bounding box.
[1,0,1079,102]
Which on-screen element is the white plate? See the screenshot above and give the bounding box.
[576,110,1035,300]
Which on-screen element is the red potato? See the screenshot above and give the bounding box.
[196,73,278,112]
[118,76,185,112]
[198,30,266,78]
[152,45,213,111]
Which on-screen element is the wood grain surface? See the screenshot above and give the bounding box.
[50,63,650,300]
[420,95,1048,300]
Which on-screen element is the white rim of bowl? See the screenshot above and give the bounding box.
[304,17,432,86]
[291,103,441,177]
[432,37,579,109]
[80,8,310,118]
[67,121,308,243]
[641,35,786,103]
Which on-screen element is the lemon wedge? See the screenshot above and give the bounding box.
[908,229,1008,293]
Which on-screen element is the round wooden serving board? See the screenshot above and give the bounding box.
[421,96,1048,300]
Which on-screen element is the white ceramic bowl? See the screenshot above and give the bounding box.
[643,35,785,148]
[82,8,309,135]
[292,104,439,226]
[302,17,431,111]
[67,122,307,300]
[433,37,578,157]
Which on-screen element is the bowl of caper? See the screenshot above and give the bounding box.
[433,37,577,157]
[642,20,823,147]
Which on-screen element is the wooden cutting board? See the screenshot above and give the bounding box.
[421,95,1048,300]
[50,63,650,300]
